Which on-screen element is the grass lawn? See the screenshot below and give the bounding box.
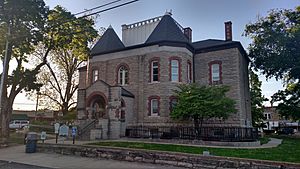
[89,136,300,163]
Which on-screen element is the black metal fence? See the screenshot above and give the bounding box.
[125,126,258,142]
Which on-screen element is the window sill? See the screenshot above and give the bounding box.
[149,114,160,117]
[148,81,160,84]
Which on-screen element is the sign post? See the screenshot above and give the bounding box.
[54,123,60,144]
[71,126,77,144]
[41,131,46,143]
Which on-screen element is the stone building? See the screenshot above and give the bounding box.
[77,12,251,139]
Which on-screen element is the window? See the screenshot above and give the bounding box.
[151,61,159,82]
[151,99,159,116]
[92,69,99,82]
[169,96,178,112]
[171,60,179,82]
[264,113,271,120]
[187,61,192,83]
[209,61,222,84]
[118,65,129,85]
[148,96,160,116]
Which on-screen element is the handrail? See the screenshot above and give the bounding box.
[78,119,96,136]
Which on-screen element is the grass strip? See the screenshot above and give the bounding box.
[89,137,300,163]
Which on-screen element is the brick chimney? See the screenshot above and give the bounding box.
[183,27,192,42]
[224,21,232,41]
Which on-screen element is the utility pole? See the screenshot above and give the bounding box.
[0,24,10,117]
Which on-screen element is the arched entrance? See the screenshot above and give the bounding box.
[87,92,107,120]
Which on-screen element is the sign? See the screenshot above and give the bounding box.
[54,123,60,134]
[59,124,69,136]
[71,126,77,136]
[41,131,46,140]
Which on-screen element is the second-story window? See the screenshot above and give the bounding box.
[151,61,159,82]
[209,61,222,85]
[171,60,179,82]
[92,69,99,82]
[118,65,129,85]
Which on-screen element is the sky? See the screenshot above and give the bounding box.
[12,0,300,110]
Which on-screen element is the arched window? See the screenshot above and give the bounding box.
[118,65,129,85]
[92,69,99,83]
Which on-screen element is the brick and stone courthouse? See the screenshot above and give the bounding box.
[76,12,251,139]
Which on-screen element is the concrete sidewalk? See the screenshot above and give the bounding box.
[0,145,185,169]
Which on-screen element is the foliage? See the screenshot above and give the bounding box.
[249,70,268,126]
[245,6,300,121]
[33,6,97,115]
[244,6,300,81]
[0,0,49,140]
[0,1,97,140]
[271,83,300,120]
[90,136,300,163]
[170,84,236,137]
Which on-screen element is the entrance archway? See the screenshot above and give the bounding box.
[87,92,107,120]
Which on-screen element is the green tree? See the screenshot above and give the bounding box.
[0,2,97,141]
[170,84,237,138]
[244,6,300,120]
[0,0,48,141]
[249,70,267,126]
[271,83,300,120]
[33,6,97,116]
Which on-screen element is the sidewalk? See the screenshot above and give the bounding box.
[0,145,184,169]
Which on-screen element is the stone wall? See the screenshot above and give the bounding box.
[194,48,249,127]
[37,143,300,169]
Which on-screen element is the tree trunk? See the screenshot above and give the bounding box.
[0,99,12,143]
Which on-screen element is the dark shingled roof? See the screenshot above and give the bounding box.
[145,14,189,44]
[91,26,125,55]
[192,39,238,50]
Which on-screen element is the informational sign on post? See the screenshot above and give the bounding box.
[71,126,77,136]
[54,123,60,144]
[59,124,69,136]
[71,126,77,144]
[54,123,60,134]
[41,131,46,143]
[59,124,69,144]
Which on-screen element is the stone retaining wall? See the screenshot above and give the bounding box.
[36,143,300,169]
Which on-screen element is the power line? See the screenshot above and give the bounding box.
[79,0,139,18]
[0,0,139,44]
[74,0,122,16]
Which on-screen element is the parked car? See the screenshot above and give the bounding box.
[9,120,29,129]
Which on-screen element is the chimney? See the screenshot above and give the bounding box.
[225,21,232,41]
[183,27,192,42]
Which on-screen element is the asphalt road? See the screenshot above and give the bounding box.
[0,160,52,169]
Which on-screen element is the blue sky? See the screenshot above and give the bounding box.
[13,0,300,110]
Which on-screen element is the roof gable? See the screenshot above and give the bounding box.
[145,14,189,44]
[91,27,125,56]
